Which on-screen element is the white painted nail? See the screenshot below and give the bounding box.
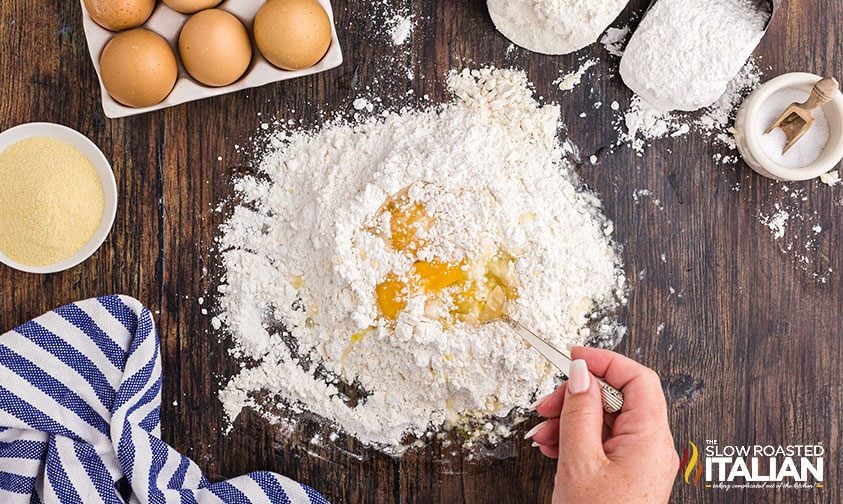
[565,342,576,351]
[567,359,590,394]
[531,441,540,448]
[523,420,548,440]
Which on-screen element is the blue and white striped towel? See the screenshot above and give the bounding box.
[0,295,328,503]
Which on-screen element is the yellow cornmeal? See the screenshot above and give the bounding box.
[0,137,104,267]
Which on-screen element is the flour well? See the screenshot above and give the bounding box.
[216,68,626,451]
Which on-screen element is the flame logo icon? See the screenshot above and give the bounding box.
[679,441,704,486]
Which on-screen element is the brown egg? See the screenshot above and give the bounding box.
[84,0,156,31]
[100,29,178,108]
[179,9,252,87]
[254,0,332,70]
[162,0,222,14]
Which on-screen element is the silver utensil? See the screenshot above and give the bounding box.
[483,287,624,413]
[503,317,624,413]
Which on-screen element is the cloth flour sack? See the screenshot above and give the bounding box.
[620,0,771,112]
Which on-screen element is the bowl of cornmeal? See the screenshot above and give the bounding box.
[0,122,117,274]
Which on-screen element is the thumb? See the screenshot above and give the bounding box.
[557,359,606,461]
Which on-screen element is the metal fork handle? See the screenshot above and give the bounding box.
[595,377,624,413]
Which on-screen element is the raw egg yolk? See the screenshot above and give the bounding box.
[387,199,432,252]
[375,272,409,321]
[413,260,468,291]
[376,262,466,321]
[372,191,518,324]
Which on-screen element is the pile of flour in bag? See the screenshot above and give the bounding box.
[215,67,627,451]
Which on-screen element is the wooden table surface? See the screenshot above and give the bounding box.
[1,1,841,502]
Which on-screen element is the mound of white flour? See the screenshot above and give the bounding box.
[216,68,627,450]
[487,0,629,55]
[620,0,770,112]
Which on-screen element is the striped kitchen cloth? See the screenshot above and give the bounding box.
[0,295,328,503]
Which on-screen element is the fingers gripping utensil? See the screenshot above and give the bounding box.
[506,318,625,413]
[765,76,840,154]
[483,287,624,413]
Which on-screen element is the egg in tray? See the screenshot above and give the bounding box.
[79,0,343,117]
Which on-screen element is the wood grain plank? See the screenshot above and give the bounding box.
[0,1,840,503]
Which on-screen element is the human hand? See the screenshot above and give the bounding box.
[524,347,679,504]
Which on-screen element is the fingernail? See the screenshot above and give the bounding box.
[565,342,576,351]
[528,392,551,411]
[523,420,548,440]
[531,442,540,448]
[567,359,590,394]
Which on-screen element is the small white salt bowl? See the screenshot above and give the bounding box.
[0,123,118,274]
[735,72,843,181]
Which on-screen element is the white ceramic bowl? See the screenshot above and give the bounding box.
[0,122,117,274]
[734,72,843,181]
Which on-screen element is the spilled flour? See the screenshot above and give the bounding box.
[756,184,832,283]
[215,68,627,451]
[555,58,598,91]
[600,25,630,57]
[387,14,413,46]
[820,170,840,187]
[616,59,764,159]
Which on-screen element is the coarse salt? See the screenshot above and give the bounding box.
[755,88,829,169]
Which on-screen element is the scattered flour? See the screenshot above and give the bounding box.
[820,170,840,186]
[762,206,789,240]
[352,97,374,113]
[388,14,413,46]
[600,25,630,57]
[216,68,627,451]
[756,185,828,281]
[365,3,417,82]
[620,0,771,111]
[487,0,629,55]
[632,188,652,204]
[555,58,598,92]
[616,59,764,157]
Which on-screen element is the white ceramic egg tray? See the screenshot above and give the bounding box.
[79,0,343,118]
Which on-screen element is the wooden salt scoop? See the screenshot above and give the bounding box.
[765,76,839,154]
